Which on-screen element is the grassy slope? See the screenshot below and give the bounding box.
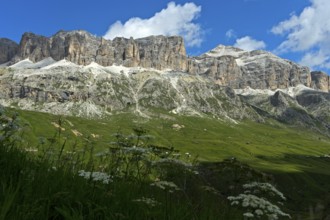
[13,108,330,174]
[6,108,330,218]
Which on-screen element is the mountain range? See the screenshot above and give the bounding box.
[0,30,329,135]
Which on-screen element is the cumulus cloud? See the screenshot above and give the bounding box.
[103,2,202,47]
[271,0,330,69]
[234,36,266,51]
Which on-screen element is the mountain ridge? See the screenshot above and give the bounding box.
[0,30,329,92]
[0,30,329,135]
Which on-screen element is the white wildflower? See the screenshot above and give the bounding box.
[150,180,180,193]
[185,152,191,157]
[243,212,254,218]
[255,209,263,216]
[78,170,112,184]
[243,182,286,200]
[133,197,161,207]
[24,148,38,152]
[227,193,291,219]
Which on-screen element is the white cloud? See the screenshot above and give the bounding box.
[272,0,330,69]
[300,50,330,69]
[225,29,236,39]
[234,36,266,51]
[103,2,202,47]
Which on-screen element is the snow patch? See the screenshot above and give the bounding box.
[41,59,79,69]
[235,84,314,98]
[204,45,291,67]
[85,62,104,69]
[205,45,246,58]
[32,57,57,68]
[10,59,34,69]
[9,58,57,69]
[277,84,313,97]
[235,87,275,96]
[0,61,10,67]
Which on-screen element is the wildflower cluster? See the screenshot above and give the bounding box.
[228,182,291,219]
[133,197,161,207]
[243,182,286,200]
[151,180,180,193]
[106,127,197,181]
[228,194,290,219]
[78,170,112,184]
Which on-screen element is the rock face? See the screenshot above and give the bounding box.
[0,66,257,120]
[15,32,50,63]
[189,45,312,90]
[0,38,18,64]
[239,87,330,134]
[136,36,187,71]
[10,30,187,71]
[311,71,330,92]
[0,63,328,133]
[1,30,329,91]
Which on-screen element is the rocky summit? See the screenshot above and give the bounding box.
[0,30,329,134]
[1,30,329,92]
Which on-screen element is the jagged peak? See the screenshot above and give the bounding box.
[52,29,98,39]
[0,38,18,45]
[21,32,49,41]
[201,44,304,68]
[204,44,246,58]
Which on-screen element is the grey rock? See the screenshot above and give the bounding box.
[11,30,187,71]
[296,90,330,129]
[190,45,312,90]
[188,56,242,87]
[1,30,329,92]
[311,71,330,92]
[0,67,259,120]
[50,30,100,65]
[0,38,19,64]
[136,35,187,71]
[15,32,50,62]
[240,89,330,134]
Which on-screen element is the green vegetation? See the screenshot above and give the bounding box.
[14,108,330,173]
[1,107,330,219]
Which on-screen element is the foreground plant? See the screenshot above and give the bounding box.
[228,182,291,219]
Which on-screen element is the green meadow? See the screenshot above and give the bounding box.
[1,107,330,219]
[16,108,330,173]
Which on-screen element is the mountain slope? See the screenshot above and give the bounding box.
[0,30,329,91]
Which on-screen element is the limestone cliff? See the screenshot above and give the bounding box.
[0,30,329,91]
[0,38,18,64]
[9,30,187,71]
[311,71,329,92]
[191,45,311,90]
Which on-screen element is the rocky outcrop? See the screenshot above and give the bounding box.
[1,30,329,91]
[311,71,329,92]
[189,45,312,90]
[50,30,100,65]
[0,38,18,64]
[0,66,258,120]
[9,30,187,71]
[239,88,330,134]
[136,36,187,71]
[14,32,50,63]
[188,56,242,87]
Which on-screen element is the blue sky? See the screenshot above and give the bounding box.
[2,0,330,73]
